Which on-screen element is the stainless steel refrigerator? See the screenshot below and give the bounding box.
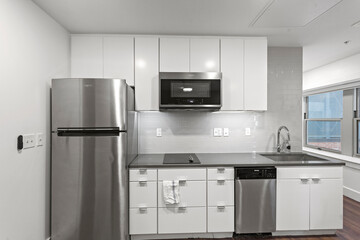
[51,78,137,240]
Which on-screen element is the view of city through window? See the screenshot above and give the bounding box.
[307,90,343,151]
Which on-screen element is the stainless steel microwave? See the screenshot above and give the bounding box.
[159,72,222,110]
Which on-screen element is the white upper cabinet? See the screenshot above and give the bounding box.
[135,37,159,111]
[244,38,267,111]
[71,36,103,78]
[220,38,245,111]
[190,38,220,72]
[103,36,134,86]
[160,38,190,72]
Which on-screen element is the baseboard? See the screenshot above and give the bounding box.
[130,232,233,240]
[273,230,336,236]
[344,186,360,202]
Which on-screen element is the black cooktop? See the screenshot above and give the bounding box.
[163,153,201,164]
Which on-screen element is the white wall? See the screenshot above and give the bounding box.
[0,1,70,239]
[303,52,360,90]
[139,47,303,154]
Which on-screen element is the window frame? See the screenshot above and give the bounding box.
[354,118,360,157]
[304,92,343,153]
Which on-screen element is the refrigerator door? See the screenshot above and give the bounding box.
[52,78,128,131]
[51,132,128,240]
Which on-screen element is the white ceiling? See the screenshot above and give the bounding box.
[32,0,360,71]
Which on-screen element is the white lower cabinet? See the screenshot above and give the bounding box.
[158,207,206,234]
[276,167,343,231]
[208,206,235,232]
[130,208,157,234]
[129,169,158,235]
[129,167,235,236]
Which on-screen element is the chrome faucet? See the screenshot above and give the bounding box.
[277,126,291,153]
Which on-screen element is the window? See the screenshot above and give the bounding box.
[305,90,343,152]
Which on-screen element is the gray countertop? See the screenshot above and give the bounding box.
[128,152,345,168]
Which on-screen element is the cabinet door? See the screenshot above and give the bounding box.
[103,37,134,85]
[220,38,244,110]
[244,38,267,111]
[310,179,343,230]
[158,207,206,234]
[134,37,159,111]
[190,38,220,72]
[276,179,310,231]
[160,38,190,72]
[71,36,103,78]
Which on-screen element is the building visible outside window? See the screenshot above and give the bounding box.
[305,90,343,152]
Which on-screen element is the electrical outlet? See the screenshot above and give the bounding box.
[156,128,162,137]
[245,128,251,136]
[213,128,223,137]
[223,128,229,137]
[23,134,36,149]
[36,133,44,146]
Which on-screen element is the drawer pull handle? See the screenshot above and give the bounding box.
[139,206,147,211]
[179,205,187,209]
[217,178,226,182]
[139,169,147,173]
[312,178,320,182]
[300,178,309,182]
[138,178,147,184]
[217,203,226,209]
[217,167,225,172]
[178,178,187,183]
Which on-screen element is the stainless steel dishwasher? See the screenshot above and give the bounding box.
[235,167,276,234]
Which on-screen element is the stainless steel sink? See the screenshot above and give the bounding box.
[260,153,328,162]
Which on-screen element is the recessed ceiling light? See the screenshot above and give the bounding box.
[351,20,360,27]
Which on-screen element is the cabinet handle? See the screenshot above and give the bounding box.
[179,204,187,209]
[217,178,226,182]
[217,202,226,209]
[300,178,309,183]
[139,205,147,211]
[139,169,147,173]
[178,177,187,183]
[217,167,225,172]
[312,178,320,182]
[138,178,147,184]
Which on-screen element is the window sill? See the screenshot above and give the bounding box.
[303,147,360,168]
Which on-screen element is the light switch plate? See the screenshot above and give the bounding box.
[156,128,162,137]
[36,133,44,146]
[245,128,251,136]
[23,134,36,149]
[223,128,229,137]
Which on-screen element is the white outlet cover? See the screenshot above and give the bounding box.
[245,128,251,136]
[23,134,36,149]
[213,128,222,137]
[223,128,229,137]
[36,133,44,146]
[156,128,162,137]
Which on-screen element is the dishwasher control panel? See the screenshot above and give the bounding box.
[235,167,276,179]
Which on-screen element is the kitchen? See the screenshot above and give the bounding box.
[1,0,360,240]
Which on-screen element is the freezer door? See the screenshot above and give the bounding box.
[51,133,128,240]
[52,78,128,131]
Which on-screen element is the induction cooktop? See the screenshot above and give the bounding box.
[163,153,201,164]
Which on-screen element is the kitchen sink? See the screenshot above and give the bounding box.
[260,153,328,162]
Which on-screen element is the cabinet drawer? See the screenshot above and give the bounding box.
[158,181,206,207]
[130,182,157,208]
[208,167,234,180]
[208,206,234,233]
[129,208,157,235]
[208,180,234,206]
[129,168,157,182]
[158,207,206,234]
[277,167,343,179]
[158,168,206,181]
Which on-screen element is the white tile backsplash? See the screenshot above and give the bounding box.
[138,47,303,154]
